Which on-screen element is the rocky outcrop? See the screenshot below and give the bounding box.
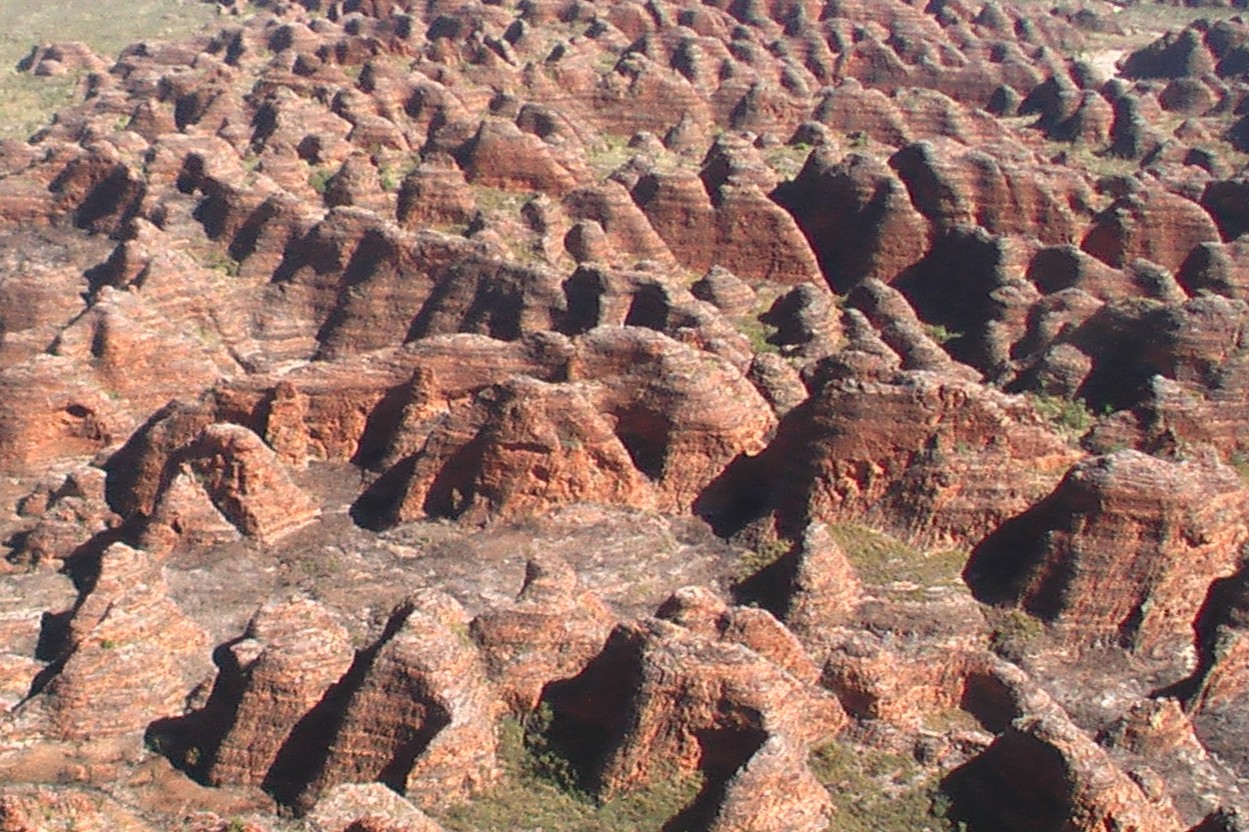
[563,183,677,268]
[556,616,843,794]
[300,593,499,812]
[368,327,775,524]
[758,283,844,360]
[656,586,821,684]
[846,278,981,377]
[0,787,158,832]
[1184,563,1249,715]
[307,783,445,832]
[212,333,570,468]
[1010,292,1249,458]
[822,630,1019,729]
[0,357,118,476]
[631,168,720,273]
[1200,177,1249,245]
[378,376,655,525]
[1103,698,1207,762]
[462,119,579,197]
[322,156,390,215]
[104,400,217,519]
[471,554,615,712]
[396,156,476,230]
[7,466,118,569]
[1122,25,1221,80]
[945,709,1182,832]
[705,367,1078,548]
[702,178,821,285]
[966,451,1249,654]
[775,523,862,639]
[889,139,1082,244]
[17,41,108,77]
[631,148,823,285]
[43,543,211,741]
[172,424,318,543]
[569,327,776,512]
[1082,189,1222,274]
[1026,244,1139,300]
[522,586,846,829]
[690,267,756,317]
[125,421,321,550]
[775,149,930,291]
[202,598,356,788]
[706,735,831,832]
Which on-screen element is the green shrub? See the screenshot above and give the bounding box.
[201,250,241,277]
[988,608,1046,663]
[735,316,781,355]
[438,707,704,832]
[378,167,400,192]
[736,537,790,580]
[922,323,962,345]
[521,703,584,796]
[308,165,337,195]
[378,158,418,192]
[826,524,967,596]
[1028,393,1094,439]
[809,741,958,832]
[763,142,812,177]
[585,131,634,177]
[1229,451,1249,486]
[472,185,533,214]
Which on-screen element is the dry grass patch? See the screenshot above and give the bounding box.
[827,523,968,597]
[0,0,219,140]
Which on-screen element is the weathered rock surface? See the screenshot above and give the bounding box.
[42,543,212,741]
[202,597,356,788]
[946,705,1184,832]
[706,735,831,832]
[6,466,118,569]
[308,783,444,832]
[0,786,157,832]
[106,413,322,551]
[776,149,930,291]
[301,593,499,812]
[967,451,1249,654]
[656,585,822,684]
[556,615,843,794]
[470,554,615,713]
[774,523,862,640]
[381,376,656,526]
[704,367,1078,548]
[1082,189,1222,274]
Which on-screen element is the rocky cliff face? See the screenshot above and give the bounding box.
[299,592,500,812]
[470,554,615,713]
[43,542,212,742]
[947,709,1184,832]
[702,362,1080,548]
[967,451,1249,654]
[202,597,356,789]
